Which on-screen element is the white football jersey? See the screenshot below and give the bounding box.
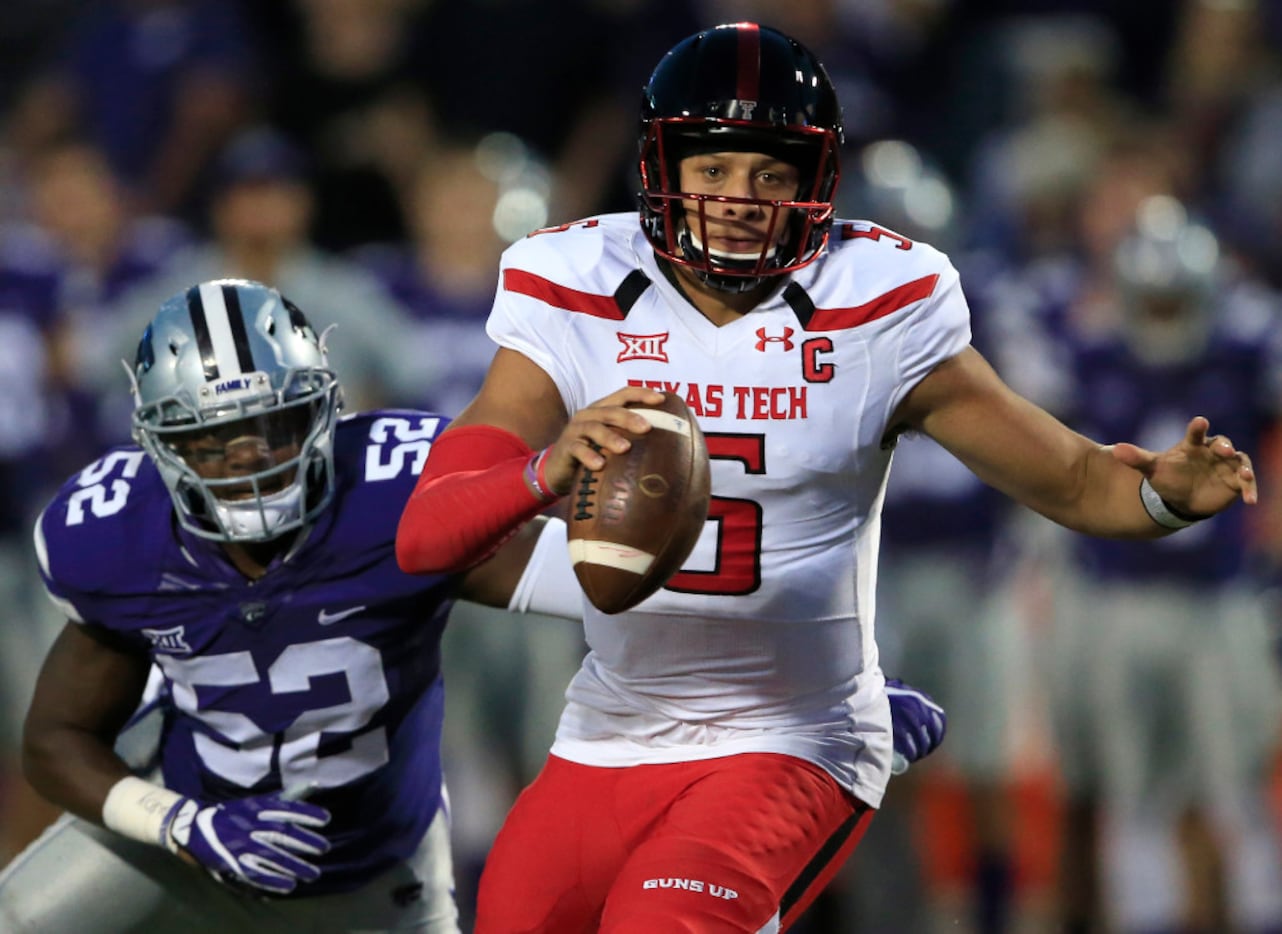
[488,214,971,807]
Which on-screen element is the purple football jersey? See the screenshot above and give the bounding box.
[37,409,460,894]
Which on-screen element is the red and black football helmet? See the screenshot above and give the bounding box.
[638,22,844,292]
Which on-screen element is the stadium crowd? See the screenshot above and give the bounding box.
[0,1,1280,932]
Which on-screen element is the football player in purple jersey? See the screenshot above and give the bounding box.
[0,277,946,933]
[0,278,579,932]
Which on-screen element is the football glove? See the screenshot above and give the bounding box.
[161,792,332,895]
[886,677,947,775]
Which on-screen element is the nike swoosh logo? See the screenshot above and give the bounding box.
[317,606,366,626]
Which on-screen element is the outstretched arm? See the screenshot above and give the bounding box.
[895,348,1255,537]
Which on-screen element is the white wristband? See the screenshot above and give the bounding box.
[1138,477,1203,530]
[101,775,184,848]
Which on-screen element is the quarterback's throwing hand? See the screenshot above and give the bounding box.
[542,385,667,495]
[886,678,947,775]
[162,792,332,895]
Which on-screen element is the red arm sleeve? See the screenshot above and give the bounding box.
[395,425,556,574]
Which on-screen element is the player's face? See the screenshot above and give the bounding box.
[677,151,801,255]
[168,407,311,500]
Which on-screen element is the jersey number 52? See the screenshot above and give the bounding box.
[157,636,390,790]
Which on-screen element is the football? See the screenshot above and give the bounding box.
[567,392,711,614]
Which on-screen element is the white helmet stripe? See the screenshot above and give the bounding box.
[197,281,251,379]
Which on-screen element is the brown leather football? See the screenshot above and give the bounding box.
[567,391,710,614]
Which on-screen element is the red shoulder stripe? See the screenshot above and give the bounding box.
[503,269,625,320]
[805,274,940,331]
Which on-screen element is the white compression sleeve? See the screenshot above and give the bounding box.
[506,517,585,620]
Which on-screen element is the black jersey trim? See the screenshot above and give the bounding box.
[782,282,816,329]
[614,270,652,317]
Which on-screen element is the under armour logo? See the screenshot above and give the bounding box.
[616,331,670,363]
[754,327,795,352]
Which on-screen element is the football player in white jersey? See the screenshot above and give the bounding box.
[395,22,1257,934]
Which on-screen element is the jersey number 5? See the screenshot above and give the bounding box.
[665,433,763,597]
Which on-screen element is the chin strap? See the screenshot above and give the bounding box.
[213,485,305,539]
[677,227,775,293]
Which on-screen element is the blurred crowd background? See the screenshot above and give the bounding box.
[0,1,1280,932]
